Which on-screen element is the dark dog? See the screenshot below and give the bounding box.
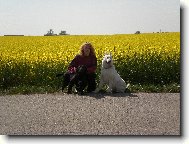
[67,65,88,95]
[56,65,88,95]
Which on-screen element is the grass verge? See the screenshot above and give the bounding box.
[0,83,180,95]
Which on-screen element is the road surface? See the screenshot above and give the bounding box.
[0,92,180,135]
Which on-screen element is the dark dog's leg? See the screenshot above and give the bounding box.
[76,80,87,95]
[76,81,84,95]
[67,81,74,94]
[67,75,78,94]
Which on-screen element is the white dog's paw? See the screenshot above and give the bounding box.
[106,88,112,93]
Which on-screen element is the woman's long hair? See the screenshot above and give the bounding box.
[80,42,96,57]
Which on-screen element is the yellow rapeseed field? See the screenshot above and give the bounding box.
[0,32,180,89]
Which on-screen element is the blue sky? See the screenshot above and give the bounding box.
[0,0,180,35]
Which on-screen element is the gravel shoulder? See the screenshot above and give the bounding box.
[0,92,180,135]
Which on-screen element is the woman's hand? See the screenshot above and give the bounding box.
[68,67,76,73]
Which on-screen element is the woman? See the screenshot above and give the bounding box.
[62,42,97,93]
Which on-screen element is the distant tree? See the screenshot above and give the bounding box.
[135,31,141,34]
[59,30,69,35]
[44,29,57,36]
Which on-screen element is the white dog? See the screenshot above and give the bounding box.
[95,54,128,93]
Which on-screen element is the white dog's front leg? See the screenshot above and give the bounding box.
[106,82,113,93]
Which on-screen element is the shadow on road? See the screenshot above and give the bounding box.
[80,91,138,99]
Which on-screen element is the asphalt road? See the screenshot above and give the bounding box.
[0,92,180,135]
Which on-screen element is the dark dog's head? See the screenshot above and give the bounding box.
[76,65,87,75]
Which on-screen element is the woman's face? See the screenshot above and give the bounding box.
[83,45,91,56]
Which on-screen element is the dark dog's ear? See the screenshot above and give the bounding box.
[76,65,83,73]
